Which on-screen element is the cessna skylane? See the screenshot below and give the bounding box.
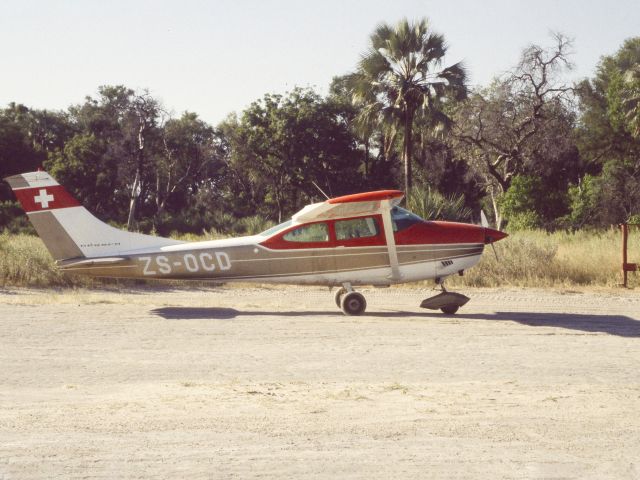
[5,171,507,315]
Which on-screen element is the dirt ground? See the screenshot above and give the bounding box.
[0,286,639,479]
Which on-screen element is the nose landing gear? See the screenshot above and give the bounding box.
[420,283,469,314]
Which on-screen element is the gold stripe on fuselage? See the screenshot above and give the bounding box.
[58,243,484,283]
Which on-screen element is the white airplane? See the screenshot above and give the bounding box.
[5,171,507,315]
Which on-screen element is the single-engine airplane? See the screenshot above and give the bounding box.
[5,171,507,315]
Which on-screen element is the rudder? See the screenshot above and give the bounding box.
[5,171,182,261]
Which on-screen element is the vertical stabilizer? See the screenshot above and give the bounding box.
[5,171,182,261]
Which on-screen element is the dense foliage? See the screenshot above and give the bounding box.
[1,20,639,234]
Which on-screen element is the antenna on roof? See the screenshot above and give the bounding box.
[311,181,330,200]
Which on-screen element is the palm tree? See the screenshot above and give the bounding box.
[347,18,467,194]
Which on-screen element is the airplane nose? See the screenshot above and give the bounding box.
[484,227,508,244]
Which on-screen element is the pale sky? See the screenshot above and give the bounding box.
[1,0,639,125]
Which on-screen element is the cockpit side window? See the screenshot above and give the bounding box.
[391,207,423,232]
[335,216,380,240]
[283,222,329,242]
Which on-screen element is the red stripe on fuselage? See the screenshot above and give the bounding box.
[13,185,81,213]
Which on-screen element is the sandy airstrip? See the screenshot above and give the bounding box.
[0,286,639,479]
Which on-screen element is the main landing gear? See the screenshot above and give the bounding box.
[420,282,469,315]
[334,284,367,316]
[333,281,468,316]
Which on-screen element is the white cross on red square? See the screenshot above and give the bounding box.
[34,189,54,209]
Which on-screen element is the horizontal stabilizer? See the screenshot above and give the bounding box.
[57,257,129,268]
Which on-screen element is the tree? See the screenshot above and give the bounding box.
[0,112,43,183]
[220,88,362,222]
[126,91,162,230]
[46,134,113,215]
[46,86,137,222]
[2,103,74,154]
[454,33,576,228]
[604,39,640,139]
[575,37,640,225]
[346,18,467,194]
[51,86,168,229]
[0,112,42,232]
[154,112,226,229]
[1,104,75,231]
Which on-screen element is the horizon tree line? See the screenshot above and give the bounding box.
[1,18,639,234]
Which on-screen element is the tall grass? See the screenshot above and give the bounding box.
[0,233,89,287]
[1,228,638,289]
[448,228,638,288]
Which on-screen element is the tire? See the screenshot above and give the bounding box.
[340,291,367,316]
[440,305,459,315]
[334,287,347,308]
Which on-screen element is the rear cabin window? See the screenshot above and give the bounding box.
[260,219,292,237]
[391,207,423,232]
[335,217,379,240]
[283,223,329,242]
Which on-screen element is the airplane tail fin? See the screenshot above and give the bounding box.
[4,171,182,261]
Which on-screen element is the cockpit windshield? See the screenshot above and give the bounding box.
[391,207,424,232]
[259,219,293,237]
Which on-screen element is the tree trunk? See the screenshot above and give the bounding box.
[127,121,146,231]
[127,168,141,231]
[364,136,370,179]
[489,186,503,231]
[402,111,414,194]
[274,182,283,223]
[276,195,282,224]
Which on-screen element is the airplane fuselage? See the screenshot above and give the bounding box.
[58,219,487,286]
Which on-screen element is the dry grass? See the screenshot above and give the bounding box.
[448,228,639,288]
[0,233,90,288]
[1,229,638,289]
[0,233,193,289]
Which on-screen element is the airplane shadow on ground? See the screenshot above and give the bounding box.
[151,307,416,320]
[428,312,640,338]
[150,307,640,338]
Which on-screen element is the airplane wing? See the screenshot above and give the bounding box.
[293,190,404,222]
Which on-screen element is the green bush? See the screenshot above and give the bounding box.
[505,210,542,231]
[0,201,35,234]
[407,186,472,222]
[235,215,275,235]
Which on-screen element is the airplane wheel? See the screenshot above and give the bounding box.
[440,305,459,315]
[334,287,347,308]
[341,292,367,316]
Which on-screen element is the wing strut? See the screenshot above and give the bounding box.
[381,199,401,281]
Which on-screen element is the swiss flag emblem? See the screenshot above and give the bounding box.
[33,189,55,208]
[14,185,80,212]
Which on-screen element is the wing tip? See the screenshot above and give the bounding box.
[327,190,404,204]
